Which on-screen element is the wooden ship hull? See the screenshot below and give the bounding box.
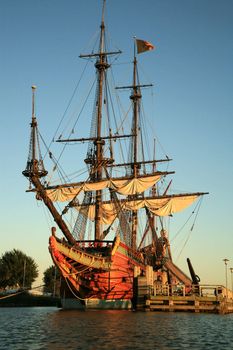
[49,234,145,309]
[49,233,195,309]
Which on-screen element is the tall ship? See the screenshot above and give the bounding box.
[23,1,207,309]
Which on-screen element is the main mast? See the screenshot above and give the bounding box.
[80,0,121,241]
[94,0,108,241]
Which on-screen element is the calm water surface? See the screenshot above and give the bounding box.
[0,307,232,350]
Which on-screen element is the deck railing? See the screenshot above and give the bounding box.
[152,283,233,299]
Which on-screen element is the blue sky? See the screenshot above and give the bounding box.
[1,0,233,287]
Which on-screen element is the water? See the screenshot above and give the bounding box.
[0,307,233,350]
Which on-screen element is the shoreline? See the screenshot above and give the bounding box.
[0,292,61,307]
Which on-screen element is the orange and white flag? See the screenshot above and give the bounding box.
[136,39,155,54]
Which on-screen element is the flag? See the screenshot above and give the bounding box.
[136,39,155,54]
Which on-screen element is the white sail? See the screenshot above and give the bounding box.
[145,195,199,216]
[46,174,161,202]
[75,194,199,224]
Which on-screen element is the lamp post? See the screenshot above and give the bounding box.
[230,267,233,297]
[223,258,229,298]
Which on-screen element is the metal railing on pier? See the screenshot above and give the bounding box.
[152,283,233,299]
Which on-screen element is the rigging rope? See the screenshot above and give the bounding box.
[170,197,203,243]
[42,77,97,186]
[50,59,90,146]
[175,197,203,262]
[64,277,95,301]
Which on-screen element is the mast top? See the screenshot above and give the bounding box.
[31,85,37,119]
[101,0,106,26]
[22,85,48,179]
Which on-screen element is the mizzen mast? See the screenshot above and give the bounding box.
[131,47,142,250]
[115,42,153,250]
[131,43,153,250]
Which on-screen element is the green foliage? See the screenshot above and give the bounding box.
[43,265,61,296]
[0,249,38,289]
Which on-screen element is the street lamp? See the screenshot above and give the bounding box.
[230,267,233,295]
[223,258,229,298]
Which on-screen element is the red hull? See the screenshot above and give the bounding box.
[49,235,146,303]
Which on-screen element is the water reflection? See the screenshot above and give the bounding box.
[0,308,232,350]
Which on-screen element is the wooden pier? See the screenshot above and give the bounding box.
[135,276,233,314]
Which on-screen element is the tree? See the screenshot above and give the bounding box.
[0,249,38,289]
[43,265,61,296]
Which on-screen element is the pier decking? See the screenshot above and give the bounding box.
[135,277,233,314]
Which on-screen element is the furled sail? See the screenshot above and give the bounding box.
[46,174,161,201]
[74,194,199,224]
